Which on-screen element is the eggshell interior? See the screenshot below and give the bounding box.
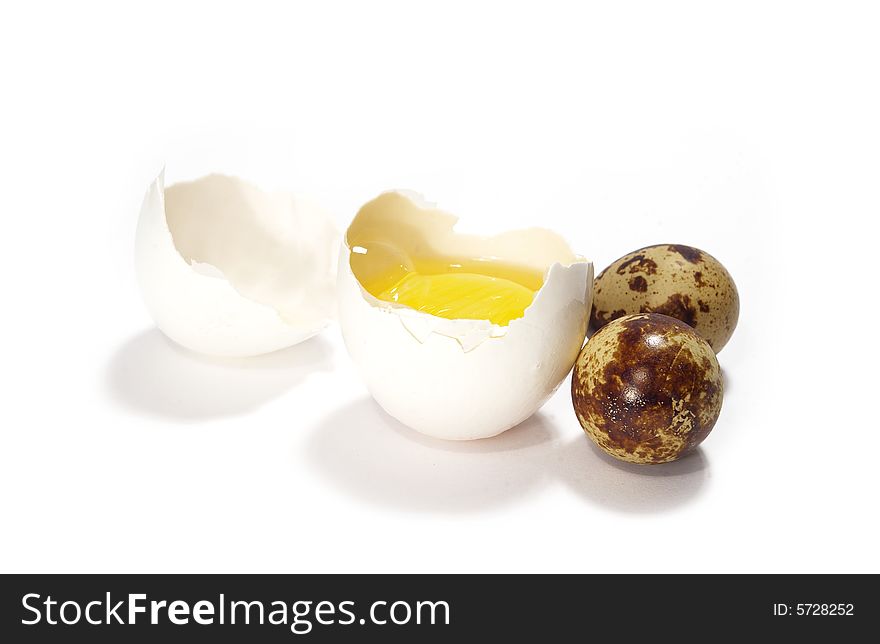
[136,171,338,357]
[347,191,579,273]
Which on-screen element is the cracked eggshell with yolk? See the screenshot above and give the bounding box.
[136,171,338,357]
[338,191,593,440]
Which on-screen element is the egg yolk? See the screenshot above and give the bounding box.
[350,238,545,326]
[376,271,537,326]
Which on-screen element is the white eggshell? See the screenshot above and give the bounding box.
[136,171,338,357]
[338,191,593,440]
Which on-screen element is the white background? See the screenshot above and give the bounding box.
[1,1,878,573]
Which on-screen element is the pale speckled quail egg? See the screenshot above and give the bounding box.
[338,191,593,440]
[136,171,338,357]
[572,313,723,464]
[590,244,739,352]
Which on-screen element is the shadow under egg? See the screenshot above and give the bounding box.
[721,367,732,395]
[557,438,710,513]
[305,398,559,513]
[105,329,334,421]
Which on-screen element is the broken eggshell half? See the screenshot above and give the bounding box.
[136,171,338,357]
[338,191,593,440]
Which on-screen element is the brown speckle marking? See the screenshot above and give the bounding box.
[641,293,697,328]
[572,313,723,464]
[628,275,648,292]
[694,271,706,287]
[590,307,627,332]
[616,254,658,276]
[668,244,703,264]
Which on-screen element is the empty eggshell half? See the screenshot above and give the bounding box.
[136,171,338,357]
[338,191,593,440]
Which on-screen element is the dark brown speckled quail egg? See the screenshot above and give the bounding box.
[589,244,739,352]
[572,313,723,464]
